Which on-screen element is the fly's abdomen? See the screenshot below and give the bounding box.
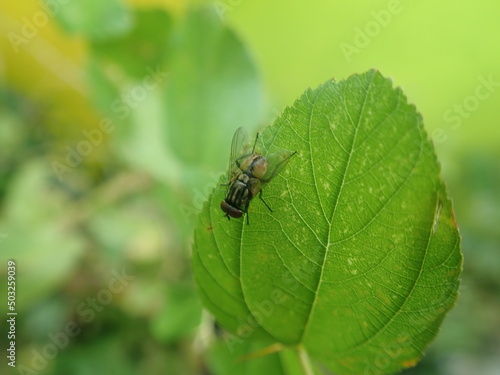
[226,175,251,212]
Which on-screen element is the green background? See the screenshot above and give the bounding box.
[0,0,499,374]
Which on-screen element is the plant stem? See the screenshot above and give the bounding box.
[297,345,314,375]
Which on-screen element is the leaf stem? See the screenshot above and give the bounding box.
[237,342,284,362]
[297,345,314,375]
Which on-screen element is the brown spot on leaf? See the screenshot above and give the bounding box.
[402,359,419,368]
[451,207,458,229]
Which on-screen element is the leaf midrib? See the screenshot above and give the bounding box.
[299,72,376,343]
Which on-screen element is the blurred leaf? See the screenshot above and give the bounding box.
[192,70,462,375]
[53,336,135,375]
[0,90,28,197]
[85,10,174,165]
[23,298,68,341]
[87,197,167,263]
[87,6,264,230]
[164,6,264,172]
[150,283,202,343]
[90,9,173,79]
[49,0,132,40]
[86,9,173,143]
[0,95,25,159]
[447,152,500,285]
[0,160,85,310]
[87,60,121,117]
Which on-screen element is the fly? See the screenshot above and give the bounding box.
[220,127,296,224]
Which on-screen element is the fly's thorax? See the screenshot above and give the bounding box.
[239,154,268,179]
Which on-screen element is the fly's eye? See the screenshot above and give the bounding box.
[220,201,243,218]
[220,201,229,213]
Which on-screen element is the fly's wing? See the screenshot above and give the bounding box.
[228,127,251,178]
[261,149,297,183]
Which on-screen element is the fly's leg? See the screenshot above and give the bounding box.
[251,133,259,154]
[258,191,273,213]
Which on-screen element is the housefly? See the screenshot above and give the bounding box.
[220,127,296,224]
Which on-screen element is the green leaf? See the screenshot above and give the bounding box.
[192,70,462,375]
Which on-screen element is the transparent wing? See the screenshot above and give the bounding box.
[262,149,297,183]
[228,127,251,177]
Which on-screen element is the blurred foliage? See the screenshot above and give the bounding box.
[0,0,499,374]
